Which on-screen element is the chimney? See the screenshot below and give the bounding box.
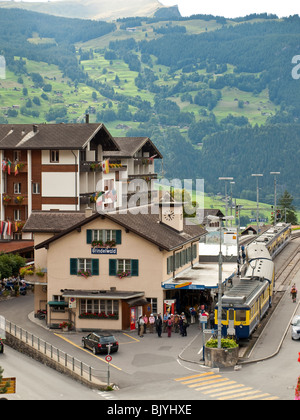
[33,124,38,133]
[85,206,93,218]
[85,114,89,124]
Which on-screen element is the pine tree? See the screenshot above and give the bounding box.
[278,190,298,224]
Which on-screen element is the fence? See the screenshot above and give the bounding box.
[5,320,108,389]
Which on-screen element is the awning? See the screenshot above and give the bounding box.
[126,297,148,307]
[48,301,68,307]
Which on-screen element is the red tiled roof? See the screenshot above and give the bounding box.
[0,240,34,254]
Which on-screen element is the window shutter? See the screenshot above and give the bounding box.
[115,230,122,245]
[131,259,139,276]
[70,258,78,275]
[109,259,117,276]
[167,257,170,274]
[92,259,99,276]
[86,229,92,244]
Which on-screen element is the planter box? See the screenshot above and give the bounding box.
[205,346,239,369]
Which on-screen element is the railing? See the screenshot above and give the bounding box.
[6,320,107,388]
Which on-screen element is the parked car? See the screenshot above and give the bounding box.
[291,315,300,340]
[82,333,119,355]
[0,339,4,354]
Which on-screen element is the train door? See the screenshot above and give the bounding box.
[228,308,235,336]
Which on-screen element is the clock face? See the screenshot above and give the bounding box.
[163,210,175,221]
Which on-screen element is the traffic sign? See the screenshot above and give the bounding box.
[105,355,112,363]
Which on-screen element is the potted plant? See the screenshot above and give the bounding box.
[59,321,72,332]
[77,269,92,279]
[117,270,131,279]
[2,194,11,204]
[15,195,24,204]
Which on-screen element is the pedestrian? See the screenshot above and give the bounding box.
[138,316,145,337]
[179,313,188,337]
[149,314,155,333]
[209,311,215,329]
[174,313,180,333]
[143,314,148,334]
[291,284,298,303]
[167,316,173,337]
[163,312,168,333]
[156,314,162,337]
[189,306,196,324]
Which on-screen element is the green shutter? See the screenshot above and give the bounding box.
[115,230,122,245]
[109,259,117,276]
[131,259,139,276]
[167,257,170,274]
[92,259,99,276]
[86,229,92,244]
[70,258,78,275]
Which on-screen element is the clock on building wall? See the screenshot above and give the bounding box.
[163,210,175,221]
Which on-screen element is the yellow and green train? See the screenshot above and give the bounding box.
[215,223,291,340]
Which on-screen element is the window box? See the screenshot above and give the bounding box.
[79,312,119,320]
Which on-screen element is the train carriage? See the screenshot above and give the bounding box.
[215,242,275,340]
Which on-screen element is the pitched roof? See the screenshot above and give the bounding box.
[27,208,206,252]
[23,211,86,233]
[0,123,119,151]
[103,137,163,159]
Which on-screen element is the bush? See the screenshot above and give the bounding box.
[206,338,238,349]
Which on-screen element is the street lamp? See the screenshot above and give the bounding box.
[208,214,234,349]
[270,172,280,226]
[251,174,263,234]
[218,177,234,227]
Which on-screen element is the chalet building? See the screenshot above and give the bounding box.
[0,121,162,243]
[22,198,206,331]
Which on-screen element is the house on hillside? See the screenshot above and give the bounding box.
[0,120,162,243]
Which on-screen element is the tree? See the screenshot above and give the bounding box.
[278,190,298,224]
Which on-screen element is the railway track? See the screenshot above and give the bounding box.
[238,234,300,359]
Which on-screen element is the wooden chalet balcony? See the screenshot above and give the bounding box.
[134,157,154,166]
[3,194,28,206]
[127,173,158,182]
[80,162,127,172]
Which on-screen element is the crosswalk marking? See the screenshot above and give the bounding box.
[197,380,237,391]
[175,372,214,381]
[174,372,279,400]
[202,384,241,395]
[183,375,222,385]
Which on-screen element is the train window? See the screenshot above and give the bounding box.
[236,310,247,322]
[222,309,227,321]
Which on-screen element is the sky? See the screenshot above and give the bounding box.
[158,0,300,18]
[8,0,300,18]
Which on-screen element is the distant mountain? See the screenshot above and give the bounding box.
[0,0,169,20]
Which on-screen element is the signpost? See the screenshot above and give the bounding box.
[200,313,208,361]
[105,346,113,387]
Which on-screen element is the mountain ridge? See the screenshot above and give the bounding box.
[0,0,168,20]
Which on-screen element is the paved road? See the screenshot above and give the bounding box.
[1,239,300,400]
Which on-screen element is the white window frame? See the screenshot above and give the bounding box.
[14,209,21,221]
[50,150,59,163]
[117,259,131,273]
[78,258,92,271]
[32,182,40,194]
[14,183,21,194]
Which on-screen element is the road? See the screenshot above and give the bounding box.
[0,346,106,400]
[0,240,300,400]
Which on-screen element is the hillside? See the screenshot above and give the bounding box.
[0,0,163,20]
[0,9,300,206]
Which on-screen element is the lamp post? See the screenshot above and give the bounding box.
[251,174,263,234]
[218,177,234,227]
[208,215,234,349]
[270,172,280,226]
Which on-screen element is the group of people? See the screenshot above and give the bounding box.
[137,312,189,338]
[0,277,27,297]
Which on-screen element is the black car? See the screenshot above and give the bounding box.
[0,339,4,354]
[82,333,119,355]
